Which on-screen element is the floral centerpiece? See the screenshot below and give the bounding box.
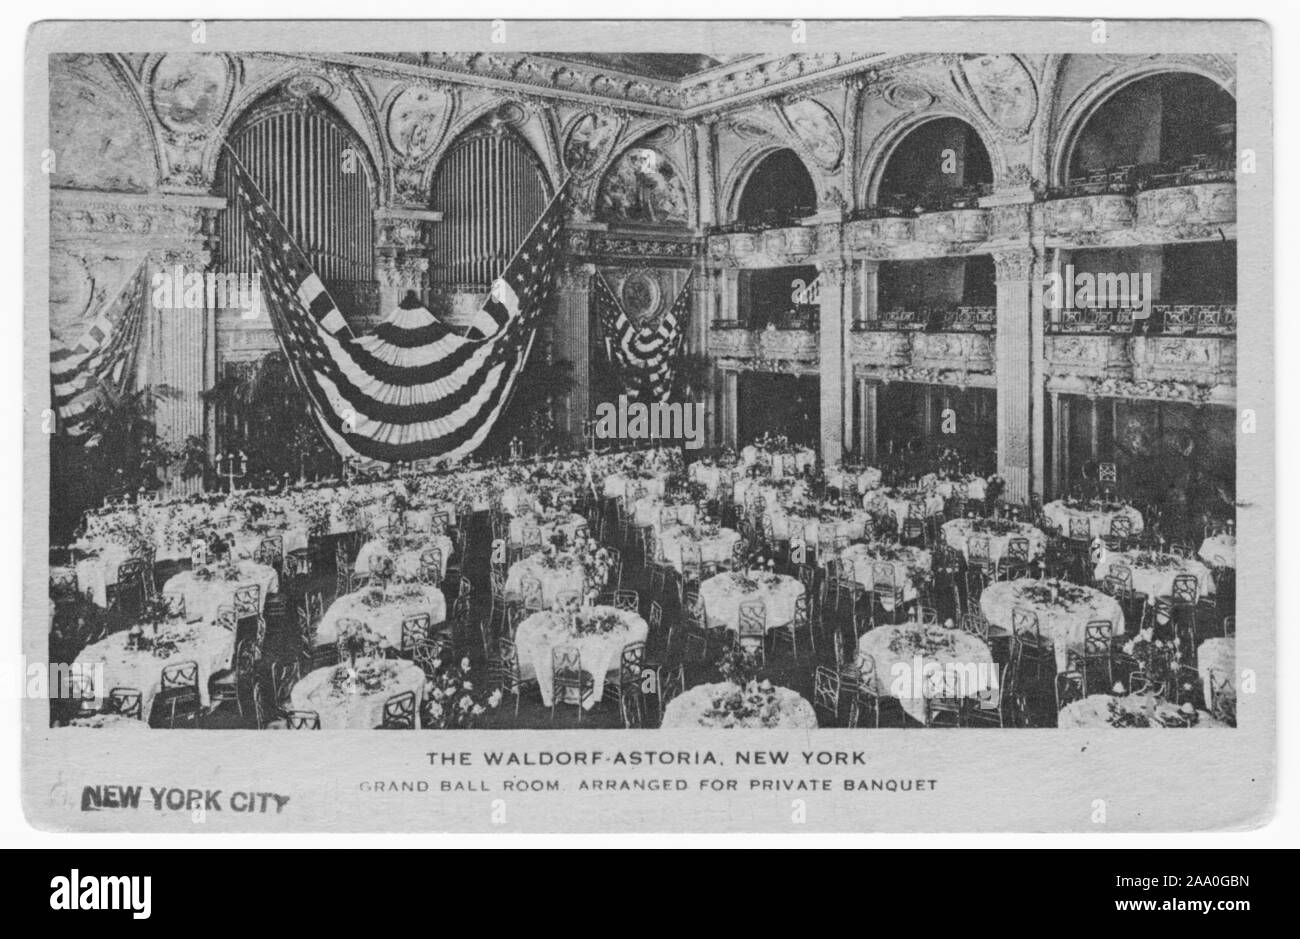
[967,517,1024,536]
[1018,579,1090,609]
[1122,629,1179,685]
[330,658,399,696]
[887,625,958,658]
[701,679,785,729]
[423,655,501,729]
[338,618,384,664]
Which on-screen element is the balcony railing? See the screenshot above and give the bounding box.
[854,306,996,333]
[711,309,819,332]
[852,183,994,220]
[1046,156,1234,200]
[1048,303,1236,337]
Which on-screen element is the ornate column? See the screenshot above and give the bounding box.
[851,258,879,326]
[858,379,879,464]
[555,263,595,440]
[721,369,739,448]
[695,117,718,231]
[994,249,1036,503]
[817,259,848,466]
[374,208,440,327]
[1049,390,1066,498]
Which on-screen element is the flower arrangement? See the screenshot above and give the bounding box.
[701,679,784,729]
[330,658,398,696]
[967,517,1023,536]
[423,655,501,729]
[338,619,383,664]
[567,607,624,638]
[886,626,958,658]
[717,642,763,686]
[1122,630,1178,683]
[1019,580,1090,608]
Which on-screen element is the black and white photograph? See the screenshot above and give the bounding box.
[19,16,1274,835]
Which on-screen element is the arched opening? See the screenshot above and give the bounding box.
[873,118,993,216]
[735,149,817,228]
[1065,72,1235,188]
[430,120,552,291]
[217,90,378,321]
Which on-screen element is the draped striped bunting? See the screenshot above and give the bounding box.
[49,263,148,438]
[227,149,568,468]
[594,271,691,403]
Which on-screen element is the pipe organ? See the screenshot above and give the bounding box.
[430,128,550,290]
[217,98,376,317]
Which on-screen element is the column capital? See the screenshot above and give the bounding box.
[816,258,849,282]
[993,249,1036,283]
[558,263,596,292]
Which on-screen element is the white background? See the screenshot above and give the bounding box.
[2,0,1292,848]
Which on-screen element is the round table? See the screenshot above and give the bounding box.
[604,472,667,501]
[508,511,586,545]
[505,553,589,606]
[1057,693,1227,729]
[931,475,989,501]
[858,623,996,724]
[741,445,816,478]
[633,498,696,532]
[658,523,740,573]
[942,518,1047,563]
[980,578,1124,672]
[698,572,804,631]
[514,605,648,709]
[355,534,453,579]
[316,583,447,649]
[227,523,310,560]
[161,560,279,624]
[1094,549,1214,605]
[1042,500,1144,540]
[290,659,426,729]
[75,622,236,717]
[660,681,818,729]
[59,542,135,607]
[766,506,873,544]
[864,488,945,526]
[825,466,883,496]
[1198,534,1236,568]
[1197,637,1235,712]
[688,461,737,497]
[838,544,931,607]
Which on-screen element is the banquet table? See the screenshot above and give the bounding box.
[930,475,988,502]
[1057,693,1227,729]
[507,511,587,546]
[289,658,426,730]
[227,523,311,560]
[1042,500,1145,540]
[825,466,883,496]
[633,498,696,532]
[505,553,589,607]
[858,623,996,724]
[1197,637,1235,712]
[1094,549,1214,606]
[354,533,453,580]
[658,523,741,573]
[75,622,237,718]
[980,578,1124,672]
[514,605,648,709]
[766,505,873,544]
[942,518,1047,563]
[1198,534,1236,569]
[698,572,804,632]
[316,583,447,649]
[688,461,736,498]
[68,712,150,730]
[56,542,135,608]
[864,488,945,526]
[161,560,278,625]
[838,544,931,606]
[604,472,667,501]
[660,681,818,729]
[740,445,816,478]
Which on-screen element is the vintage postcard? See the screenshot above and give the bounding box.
[22,19,1273,832]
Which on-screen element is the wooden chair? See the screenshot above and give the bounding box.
[284,709,321,730]
[380,690,417,729]
[155,660,202,728]
[105,687,143,720]
[550,646,594,723]
[489,637,536,718]
[737,599,767,664]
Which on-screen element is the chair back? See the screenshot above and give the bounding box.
[285,709,321,730]
[160,660,199,693]
[613,589,640,613]
[107,687,143,719]
[1011,607,1040,642]
[737,599,766,639]
[1055,670,1085,711]
[381,690,416,729]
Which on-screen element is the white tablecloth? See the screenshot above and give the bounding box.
[58,543,135,607]
[980,579,1124,672]
[931,476,989,501]
[505,554,588,606]
[864,489,945,525]
[633,498,696,532]
[228,524,310,560]
[660,681,818,729]
[316,584,447,649]
[838,544,931,605]
[507,512,586,545]
[858,624,995,724]
[658,524,740,573]
[1043,500,1145,540]
[355,534,453,579]
[942,519,1047,563]
[514,606,648,708]
[699,572,804,631]
[161,561,278,625]
[1197,637,1235,711]
[604,473,667,501]
[75,623,236,717]
[1057,693,1227,729]
[1198,534,1236,568]
[290,659,426,730]
[1095,549,1214,605]
[741,445,816,478]
[767,507,873,544]
[688,462,735,497]
[825,466,883,495]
